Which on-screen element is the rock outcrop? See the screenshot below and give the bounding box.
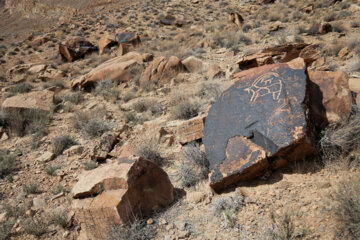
[59,37,97,62]
[203,58,316,192]
[72,156,174,239]
[2,90,54,113]
[71,52,144,90]
[139,56,186,88]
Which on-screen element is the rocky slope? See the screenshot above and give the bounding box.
[0,0,360,239]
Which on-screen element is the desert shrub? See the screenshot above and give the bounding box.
[333,22,346,33]
[10,82,33,94]
[338,10,352,19]
[297,25,307,34]
[123,91,136,102]
[132,100,148,113]
[172,100,200,120]
[95,79,119,101]
[22,182,38,196]
[107,219,156,240]
[348,38,360,51]
[242,24,252,33]
[6,109,48,137]
[0,221,14,240]
[238,33,252,45]
[320,106,360,166]
[52,135,77,155]
[198,82,222,102]
[46,165,60,176]
[137,141,164,166]
[84,161,98,170]
[123,112,138,124]
[31,125,48,149]
[51,185,64,195]
[4,204,25,219]
[268,211,306,240]
[340,1,351,9]
[73,110,111,138]
[0,153,15,178]
[351,21,360,28]
[64,92,84,104]
[52,211,68,228]
[324,12,337,22]
[323,41,346,56]
[211,192,242,228]
[149,103,163,117]
[23,218,47,237]
[178,142,209,187]
[269,13,281,22]
[331,176,360,239]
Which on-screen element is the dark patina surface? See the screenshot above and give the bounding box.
[203,58,315,191]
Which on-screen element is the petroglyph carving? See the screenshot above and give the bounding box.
[244,72,282,102]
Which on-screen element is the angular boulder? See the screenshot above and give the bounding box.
[98,32,117,54]
[72,156,174,239]
[237,53,274,70]
[176,115,206,144]
[71,52,144,90]
[116,32,141,46]
[228,12,244,28]
[139,56,186,88]
[308,70,352,127]
[182,56,204,73]
[2,90,54,113]
[203,58,316,192]
[59,37,97,62]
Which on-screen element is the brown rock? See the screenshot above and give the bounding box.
[116,32,141,46]
[59,37,97,62]
[160,15,176,25]
[182,56,204,73]
[72,156,174,239]
[237,53,274,70]
[263,43,319,63]
[98,32,117,54]
[176,115,205,144]
[117,43,131,56]
[349,78,360,93]
[139,56,186,88]
[308,70,352,126]
[299,45,320,64]
[92,132,118,161]
[204,58,316,192]
[72,52,144,90]
[207,64,225,80]
[228,12,244,28]
[338,47,349,59]
[269,21,284,31]
[302,4,314,13]
[2,90,54,113]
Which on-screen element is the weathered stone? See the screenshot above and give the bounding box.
[72,156,174,239]
[72,52,144,90]
[92,132,118,161]
[2,90,54,113]
[349,78,360,93]
[269,21,284,31]
[32,197,46,209]
[207,64,224,80]
[38,151,55,162]
[139,56,186,88]
[338,47,349,59]
[7,64,34,75]
[28,64,46,74]
[182,56,204,73]
[237,53,274,70]
[302,4,314,13]
[308,70,352,126]
[117,43,131,56]
[176,115,205,144]
[59,37,97,62]
[299,45,320,64]
[160,15,176,25]
[116,32,141,46]
[228,12,244,28]
[98,32,117,54]
[204,58,315,192]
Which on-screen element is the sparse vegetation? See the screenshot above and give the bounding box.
[84,161,98,170]
[22,182,38,196]
[172,100,200,120]
[137,140,164,166]
[23,218,48,237]
[211,192,242,228]
[332,22,346,33]
[331,176,360,239]
[108,219,156,240]
[52,135,77,155]
[0,152,15,178]
[0,221,14,240]
[95,79,120,101]
[132,100,148,113]
[73,109,111,137]
[10,82,33,94]
[123,91,136,102]
[52,211,68,228]
[51,184,64,195]
[178,142,209,187]
[64,92,84,104]
[4,204,25,219]
[46,165,60,176]
[268,211,306,240]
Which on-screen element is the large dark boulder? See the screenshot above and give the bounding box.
[59,37,97,62]
[203,58,316,192]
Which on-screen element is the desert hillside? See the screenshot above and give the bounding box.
[1,0,360,240]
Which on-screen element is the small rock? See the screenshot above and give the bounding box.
[178,230,190,239]
[38,151,55,162]
[147,218,154,225]
[186,191,206,204]
[0,212,6,222]
[63,230,70,238]
[174,221,186,231]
